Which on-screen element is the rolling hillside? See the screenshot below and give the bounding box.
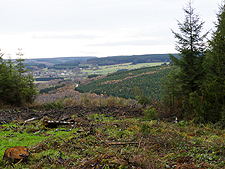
[87,54,179,66]
[75,64,170,100]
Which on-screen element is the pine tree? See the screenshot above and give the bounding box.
[161,65,182,116]
[167,1,209,118]
[0,54,15,105]
[197,3,225,122]
[15,49,27,76]
[0,48,37,107]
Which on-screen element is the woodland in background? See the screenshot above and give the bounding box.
[87,54,179,66]
[75,65,169,100]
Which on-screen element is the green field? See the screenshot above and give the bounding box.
[82,62,168,75]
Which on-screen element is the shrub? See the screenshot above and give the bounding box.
[104,96,116,107]
[143,107,157,120]
[63,97,76,107]
[138,95,150,108]
[141,124,152,136]
[81,94,90,107]
[117,97,126,106]
[0,56,38,107]
[90,99,99,107]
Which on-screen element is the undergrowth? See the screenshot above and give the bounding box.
[0,111,224,168]
[33,94,134,110]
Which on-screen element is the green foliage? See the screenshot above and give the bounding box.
[27,56,95,65]
[143,107,157,120]
[62,97,77,107]
[0,109,225,168]
[87,54,179,66]
[195,3,225,123]
[104,95,117,107]
[26,63,47,70]
[140,123,151,135]
[81,94,91,106]
[39,84,66,94]
[76,65,169,100]
[0,49,38,107]
[48,62,79,69]
[88,74,101,78]
[220,108,225,127]
[15,58,27,76]
[164,2,209,120]
[184,2,225,123]
[116,97,126,106]
[177,120,188,127]
[136,95,150,108]
[161,66,183,117]
[163,2,225,124]
[35,77,64,81]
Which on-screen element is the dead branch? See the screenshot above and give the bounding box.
[137,137,143,152]
[24,117,36,123]
[105,142,139,145]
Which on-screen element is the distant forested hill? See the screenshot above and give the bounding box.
[75,64,170,100]
[87,54,179,66]
[25,56,97,65]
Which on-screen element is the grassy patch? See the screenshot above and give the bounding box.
[82,62,167,75]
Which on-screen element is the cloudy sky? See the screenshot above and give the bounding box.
[0,0,222,59]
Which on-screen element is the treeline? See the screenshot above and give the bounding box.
[75,65,169,100]
[36,77,64,81]
[162,2,225,124]
[0,50,37,106]
[48,62,90,69]
[26,63,47,70]
[48,62,79,69]
[26,56,96,65]
[87,54,179,66]
[39,84,66,94]
[87,74,102,78]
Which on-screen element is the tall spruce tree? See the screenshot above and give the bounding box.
[197,2,225,123]
[167,1,209,118]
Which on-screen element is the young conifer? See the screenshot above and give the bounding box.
[199,2,225,122]
[167,1,209,118]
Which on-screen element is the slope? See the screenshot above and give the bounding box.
[75,64,170,100]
